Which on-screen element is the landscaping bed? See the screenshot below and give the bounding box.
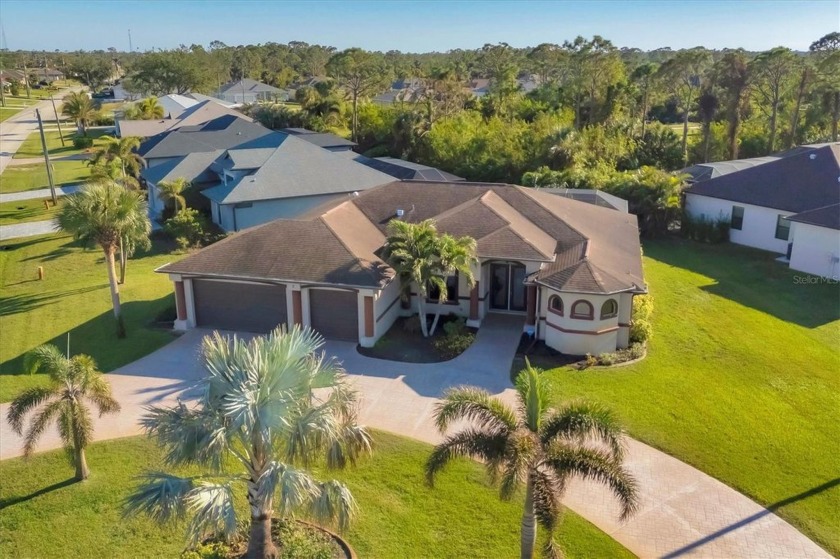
[357,315,477,363]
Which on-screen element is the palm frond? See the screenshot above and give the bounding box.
[425,427,509,485]
[258,461,319,515]
[514,361,550,432]
[434,386,518,434]
[124,472,195,523]
[539,401,626,460]
[498,431,536,500]
[24,344,69,382]
[545,446,639,521]
[531,465,564,533]
[6,386,55,434]
[310,480,357,532]
[140,403,227,471]
[23,399,65,457]
[185,482,238,544]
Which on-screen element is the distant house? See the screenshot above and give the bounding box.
[31,68,65,84]
[155,94,201,119]
[213,79,290,104]
[116,99,253,139]
[343,154,464,181]
[684,143,840,279]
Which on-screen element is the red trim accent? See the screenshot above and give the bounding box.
[618,322,631,328]
[547,295,563,317]
[174,281,187,321]
[545,321,618,336]
[364,296,374,337]
[570,300,594,320]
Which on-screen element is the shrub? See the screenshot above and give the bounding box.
[164,208,207,248]
[442,316,468,337]
[9,82,20,96]
[89,112,115,126]
[72,135,94,149]
[433,332,475,360]
[630,294,654,345]
[597,352,617,366]
[681,212,730,243]
[628,342,646,360]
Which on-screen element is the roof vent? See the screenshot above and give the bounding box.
[809,153,816,160]
[396,208,405,217]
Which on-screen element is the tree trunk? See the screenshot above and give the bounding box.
[640,89,648,138]
[702,122,712,163]
[104,246,122,319]
[429,311,442,337]
[681,110,690,165]
[352,94,358,142]
[118,237,127,284]
[768,102,778,154]
[832,92,839,142]
[74,446,89,481]
[417,298,429,338]
[727,105,741,160]
[789,71,808,148]
[245,514,277,559]
[520,475,537,559]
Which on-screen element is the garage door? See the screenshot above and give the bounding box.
[309,289,358,341]
[193,280,287,333]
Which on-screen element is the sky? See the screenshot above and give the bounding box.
[0,0,838,53]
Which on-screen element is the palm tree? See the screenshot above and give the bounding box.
[57,180,151,334]
[137,96,165,119]
[125,326,371,559]
[156,177,190,213]
[428,232,477,336]
[61,91,97,136]
[89,135,144,180]
[426,364,639,559]
[7,345,120,481]
[381,219,458,338]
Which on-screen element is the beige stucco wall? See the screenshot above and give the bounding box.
[537,288,631,356]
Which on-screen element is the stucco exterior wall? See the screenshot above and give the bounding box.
[147,182,166,220]
[368,280,402,345]
[537,289,626,355]
[685,193,794,254]
[216,194,346,232]
[789,222,840,280]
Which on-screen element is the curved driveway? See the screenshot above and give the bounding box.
[0,315,830,559]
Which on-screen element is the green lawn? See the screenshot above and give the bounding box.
[0,160,90,194]
[0,107,20,122]
[0,233,178,402]
[0,432,633,559]
[540,238,840,556]
[0,198,61,226]
[14,129,106,159]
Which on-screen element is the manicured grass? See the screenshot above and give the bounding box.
[0,432,634,559]
[540,238,840,555]
[0,233,178,402]
[0,198,61,226]
[13,129,106,159]
[0,160,89,193]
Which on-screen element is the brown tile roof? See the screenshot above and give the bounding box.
[159,181,645,294]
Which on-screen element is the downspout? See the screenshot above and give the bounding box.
[232,205,237,232]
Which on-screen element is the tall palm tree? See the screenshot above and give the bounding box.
[57,180,151,335]
[125,326,371,559]
[89,135,144,180]
[137,96,165,119]
[7,345,120,481]
[156,177,190,213]
[61,91,97,136]
[426,364,639,559]
[382,219,476,337]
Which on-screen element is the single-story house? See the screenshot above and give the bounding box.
[684,143,840,278]
[117,99,253,138]
[31,68,65,83]
[142,150,224,220]
[157,181,646,356]
[155,94,201,119]
[213,79,290,104]
[787,204,840,280]
[201,134,393,231]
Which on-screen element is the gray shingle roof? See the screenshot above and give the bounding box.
[687,144,840,213]
[788,203,840,230]
[347,155,464,181]
[141,150,224,185]
[280,128,357,149]
[163,182,645,295]
[201,134,393,204]
[138,117,278,160]
[218,79,284,95]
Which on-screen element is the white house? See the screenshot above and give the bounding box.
[684,143,840,278]
[787,204,840,280]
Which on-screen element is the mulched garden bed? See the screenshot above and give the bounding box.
[357,315,477,363]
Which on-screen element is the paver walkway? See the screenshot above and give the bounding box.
[0,316,831,559]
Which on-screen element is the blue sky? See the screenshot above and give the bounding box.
[1,0,837,52]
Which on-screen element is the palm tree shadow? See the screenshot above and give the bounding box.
[0,477,78,510]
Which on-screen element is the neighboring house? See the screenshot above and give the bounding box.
[142,150,224,220]
[201,134,393,231]
[684,143,840,278]
[468,78,491,97]
[117,99,252,138]
[343,153,464,181]
[540,188,629,213]
[157,181,646,356]
[31,68,65,83]
[373,78,426,105]
[280,128,357,152]
[137,115,273,168]
[213,78,290,104]
[156,94,201,118]
[185,92,237,108]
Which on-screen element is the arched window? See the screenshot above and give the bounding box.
[548,295,563,315]
[571,300,594,320]
[600,299,618,319]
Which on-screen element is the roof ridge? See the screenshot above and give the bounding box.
[317,215,385,286]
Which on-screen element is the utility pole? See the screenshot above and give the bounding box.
[23,62,31,98]
[128,29,133,54]
[36,109,58,205]
[0,71,5,107]
[50,94,65,146]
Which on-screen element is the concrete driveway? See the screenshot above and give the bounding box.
[0,315,830,559]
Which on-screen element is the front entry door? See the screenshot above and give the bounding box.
[490,263,527,312]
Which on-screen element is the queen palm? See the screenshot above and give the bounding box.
[7,345,120,481]
[426,364,639,559]
[61,91,96,136]
[381,219,476,338]
[89,135,144,180]
[136,96,165,119]
[57,180,151,334]
[156,177,190,213]
[125,326,371,559]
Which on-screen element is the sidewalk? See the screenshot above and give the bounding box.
[0,183,80,203]
[0,219,57,240]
